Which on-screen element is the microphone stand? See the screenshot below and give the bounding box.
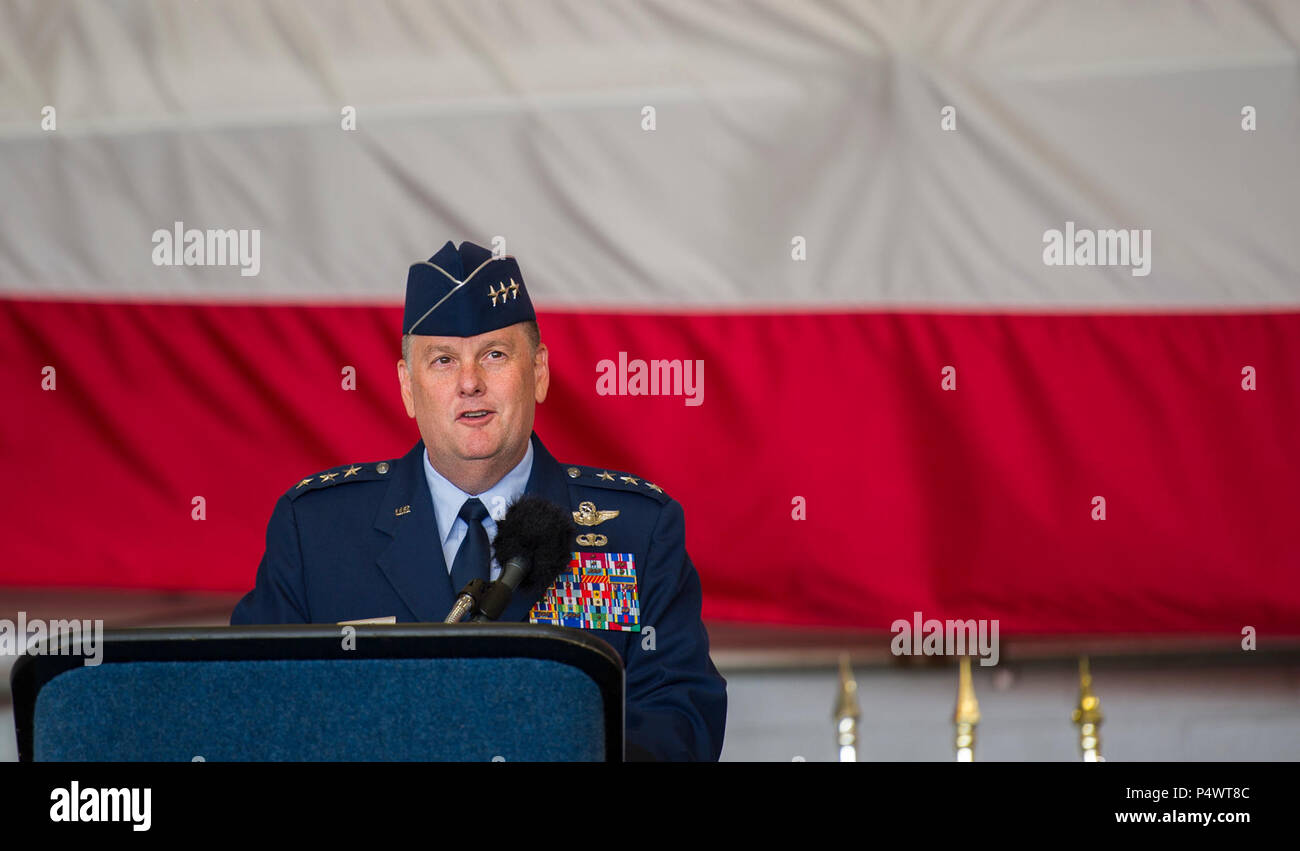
[443,579,490,623]
[471,559,531,622]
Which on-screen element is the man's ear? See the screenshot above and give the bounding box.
[533,342,550,404]
[398,359,416,418]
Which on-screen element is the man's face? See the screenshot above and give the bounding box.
[398,324,549,476]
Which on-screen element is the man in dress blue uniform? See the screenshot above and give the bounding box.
[231,240,726,761]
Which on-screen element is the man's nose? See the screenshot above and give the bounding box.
[457,361,485,394]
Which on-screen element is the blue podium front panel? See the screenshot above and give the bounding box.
[33,657,604,761]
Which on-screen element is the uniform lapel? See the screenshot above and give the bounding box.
[374,440,457,622]
[498,432,573,624]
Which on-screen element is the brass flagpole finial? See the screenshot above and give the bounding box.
[954,655,981,762]
[833,653,861,762]
[1070,656,1105,762]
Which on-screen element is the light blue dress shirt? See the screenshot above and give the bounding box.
[422,441,534,581]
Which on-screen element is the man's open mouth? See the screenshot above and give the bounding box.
[458,410,494,421]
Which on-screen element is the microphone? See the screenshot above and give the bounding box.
[444,578,490,624]
[471,495,575,622]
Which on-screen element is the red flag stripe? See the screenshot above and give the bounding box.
[3,298,1297,633]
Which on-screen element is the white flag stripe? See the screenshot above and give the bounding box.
[1,1,1296,307]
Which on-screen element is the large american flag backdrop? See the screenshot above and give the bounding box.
[3,1,1298,633]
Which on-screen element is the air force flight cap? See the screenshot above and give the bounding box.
[403,240,536,337]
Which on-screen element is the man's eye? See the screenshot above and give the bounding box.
[432,356,452,365]
[486,351,506,360]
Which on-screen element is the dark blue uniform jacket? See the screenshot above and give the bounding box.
[231,432,727,760]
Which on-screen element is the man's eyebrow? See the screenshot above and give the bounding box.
[421,339,514,357]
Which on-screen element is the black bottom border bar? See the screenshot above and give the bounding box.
[1,761,1285,837]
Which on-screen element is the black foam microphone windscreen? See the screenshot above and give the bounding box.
[491,494,576,593]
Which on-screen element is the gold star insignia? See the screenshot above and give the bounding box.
[508,278,520,299]
[597,471,615,481]
[319,472,338,483]
[620,475,639,486]
[343,465,361,477]
[646,482,663,493]
[296,478,313,489]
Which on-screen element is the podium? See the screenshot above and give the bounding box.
[10,623,624,762]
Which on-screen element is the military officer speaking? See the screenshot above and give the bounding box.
[231,240,727,761]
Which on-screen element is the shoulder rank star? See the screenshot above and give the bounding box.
[573,501,619,526]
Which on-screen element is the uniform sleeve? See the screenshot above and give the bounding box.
[623,498,728,760]
[230,492,311,625]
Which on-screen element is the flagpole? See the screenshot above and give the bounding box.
[833,653,861,762]
[1071,656,1105,762]
[954,655,980,762]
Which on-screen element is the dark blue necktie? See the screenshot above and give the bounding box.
[450,497,491,589]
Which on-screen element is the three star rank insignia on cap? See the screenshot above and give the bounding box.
[487,279,520,306]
